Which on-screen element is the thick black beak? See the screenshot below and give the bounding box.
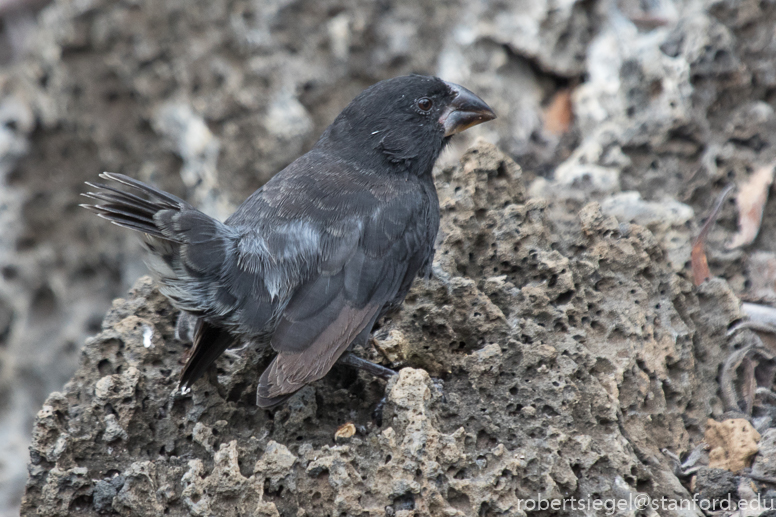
[440,81,496,137]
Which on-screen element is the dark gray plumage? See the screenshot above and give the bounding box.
[82,75,495,407]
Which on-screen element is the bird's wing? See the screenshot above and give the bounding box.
[156,210,354,387]
[255,184,431,407]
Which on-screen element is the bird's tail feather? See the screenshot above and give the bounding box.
[179,321,236,389]
[82,172,240,320]
[81,172,189,240]
[84,173,247,391]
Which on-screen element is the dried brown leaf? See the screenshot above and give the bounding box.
[627,15,670,29]
[543,89,573,135]
[728,163,776,249]
[691,244,710,286]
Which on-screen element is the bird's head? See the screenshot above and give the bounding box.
[316,75,496,175]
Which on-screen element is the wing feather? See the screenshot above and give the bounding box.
[256,301,377,407]
[254,191,425,407]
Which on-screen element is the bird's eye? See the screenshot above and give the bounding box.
[417,98,433,111]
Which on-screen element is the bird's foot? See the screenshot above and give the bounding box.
[338,352,396,426]
[373,394,388,427]
[338,352,396,379]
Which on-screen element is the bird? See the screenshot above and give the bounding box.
[81,75,495,408]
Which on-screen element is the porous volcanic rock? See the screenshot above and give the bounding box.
[0,1,590,507]
[21,143,735,516]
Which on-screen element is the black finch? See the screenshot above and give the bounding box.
[82,75,495,407]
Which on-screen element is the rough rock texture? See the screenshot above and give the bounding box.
[7,0,776,514]
[692,468,740,505]
[704,418,761,473]
[0,0,591,511]
[20,143,737,515]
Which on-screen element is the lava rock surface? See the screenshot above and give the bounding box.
[21,143,736,515]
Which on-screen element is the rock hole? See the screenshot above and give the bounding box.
[30,284,57,317]
[1,265,18,280]
[227,382,249,403]
[555,290,574,304]
[263,479,283,497]
[68,494,92,512]
[97,359,113,376]
[392,494,415,510]
[448,488,470,510]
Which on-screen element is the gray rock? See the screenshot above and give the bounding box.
[19,143,735,515]
[91,475,124,514]
[5,0,776,513]
[693,467,740,504]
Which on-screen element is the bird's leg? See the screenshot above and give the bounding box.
[372,396,388,427]
[338,352,397,379]
[339,353,395,426]
[338,352,395,427]
[175,312,197,343]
